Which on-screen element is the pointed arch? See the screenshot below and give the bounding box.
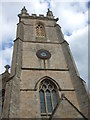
[35,22,46,37]
[38,76,60,115]
[34,76,61,91]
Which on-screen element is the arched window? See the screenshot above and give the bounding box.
[39,79,58,115]
[36,23,45,37]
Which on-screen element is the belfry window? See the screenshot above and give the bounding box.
[39,79,58,115]
[36,23,45,37]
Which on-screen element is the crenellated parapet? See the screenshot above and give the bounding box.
[18,6,59,22]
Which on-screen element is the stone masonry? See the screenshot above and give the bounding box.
[0,7,89,119]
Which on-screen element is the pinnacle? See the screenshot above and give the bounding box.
[4,64,10,72]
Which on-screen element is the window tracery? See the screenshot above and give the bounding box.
[39,79,58,115]
[36,23,45,37]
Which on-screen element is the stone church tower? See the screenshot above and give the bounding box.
[0,7,89,119]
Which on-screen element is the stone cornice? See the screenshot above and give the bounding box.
[21,67,69,71]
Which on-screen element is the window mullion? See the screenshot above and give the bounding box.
[51,91,54,110]
[44,90,48,115]
[39,27,41,36]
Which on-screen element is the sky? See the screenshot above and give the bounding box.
[0,0,89,90]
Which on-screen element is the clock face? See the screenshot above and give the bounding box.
[36,49,51,59]
[40,52,47,57]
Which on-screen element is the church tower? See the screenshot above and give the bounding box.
[1,7,89,119]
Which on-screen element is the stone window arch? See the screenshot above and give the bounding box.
[36,23,46,37]
[39,79,59,115]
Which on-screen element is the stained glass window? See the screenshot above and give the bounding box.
[39,79,58,115]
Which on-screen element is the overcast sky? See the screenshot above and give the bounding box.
[0,0,89,90]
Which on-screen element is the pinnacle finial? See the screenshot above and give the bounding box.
[21,6,27,14]
[20,6,29,16]
[48,8,50,11]
[4,65,10,72]
[23,6,25,9]
[46,8,54,18]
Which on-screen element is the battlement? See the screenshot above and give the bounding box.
[18,6,59,22]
